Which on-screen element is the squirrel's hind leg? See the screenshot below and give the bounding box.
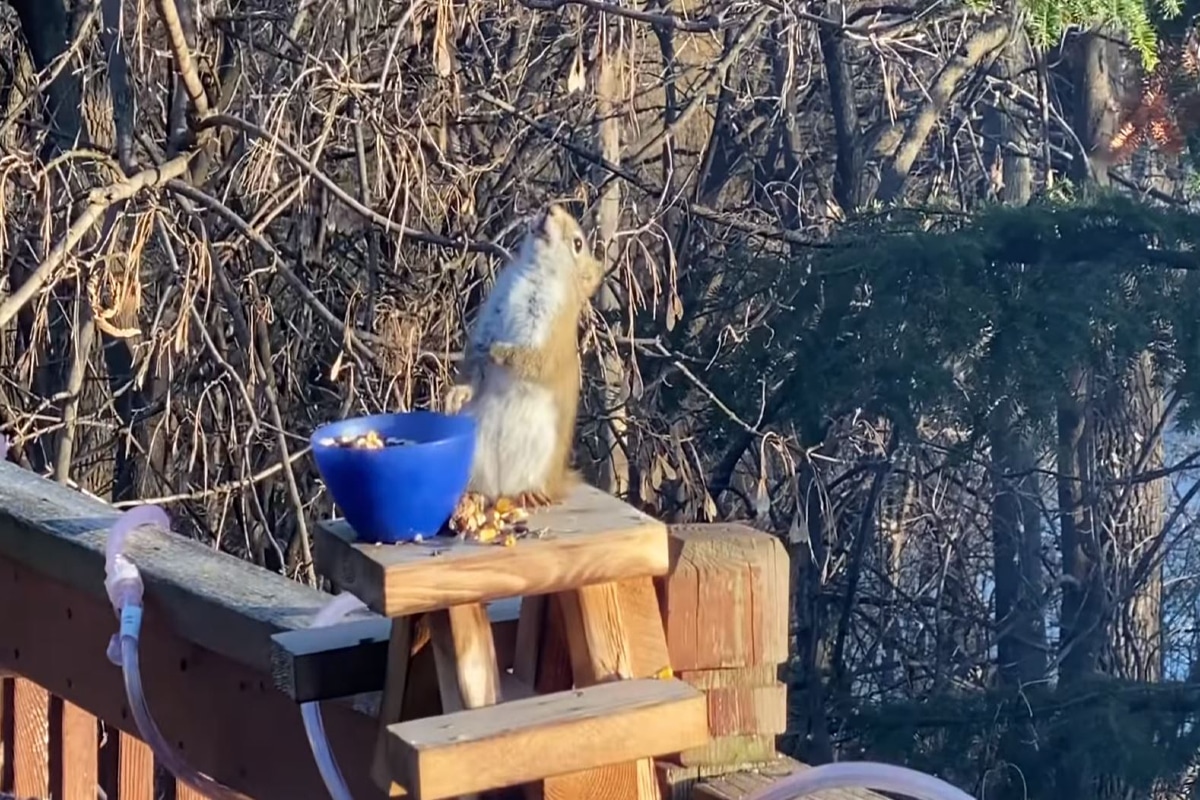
[527,469,579,509]
[512,489,554,509]
[511,469,581,509]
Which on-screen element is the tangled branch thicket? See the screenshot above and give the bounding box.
[9,0,1200,792]
[0,0,927,563]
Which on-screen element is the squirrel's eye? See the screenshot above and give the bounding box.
[573,236,585,254]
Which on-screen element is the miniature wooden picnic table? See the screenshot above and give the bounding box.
[312,484,711,800]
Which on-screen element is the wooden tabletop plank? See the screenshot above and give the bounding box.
[315,484,669,616]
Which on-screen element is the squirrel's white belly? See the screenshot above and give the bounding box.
[465,368,559,497]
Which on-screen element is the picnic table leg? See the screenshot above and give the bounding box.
[371,617,414,796]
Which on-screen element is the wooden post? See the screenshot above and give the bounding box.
[655,524,790,790]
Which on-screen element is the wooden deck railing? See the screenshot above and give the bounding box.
[0,461,394,800]
[0,458,822,800]
[0,674,158,799]
[0,635,525,800]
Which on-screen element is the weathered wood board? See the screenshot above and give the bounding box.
[0,462,379,674]
[656,757,798,800]
[315,484,669,616]
[692,757,889,800]
[678,734,779,767]
[386,679,708,800]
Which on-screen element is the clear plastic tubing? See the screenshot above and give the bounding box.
[743,761,975,800]
[299,592,367,800]
[104,506,246,800]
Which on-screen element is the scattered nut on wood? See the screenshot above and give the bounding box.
[449,494,536,546]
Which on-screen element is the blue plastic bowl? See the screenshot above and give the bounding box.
[311,411,476,543]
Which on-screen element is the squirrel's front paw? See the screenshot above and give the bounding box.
[489,343,518,366]
[444,384,474,413]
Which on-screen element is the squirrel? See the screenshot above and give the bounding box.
[445,203,605,509]
[406,206,603,657]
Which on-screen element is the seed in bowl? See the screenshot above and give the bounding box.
[319,431,415,450]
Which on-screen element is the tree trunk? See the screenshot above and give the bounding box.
[6,0,90,480]
[1055,32,1166,798]
[1089,353,1165,684]
[783,459,835,765]
[589,17,630,497]
[982,41,1050,800]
